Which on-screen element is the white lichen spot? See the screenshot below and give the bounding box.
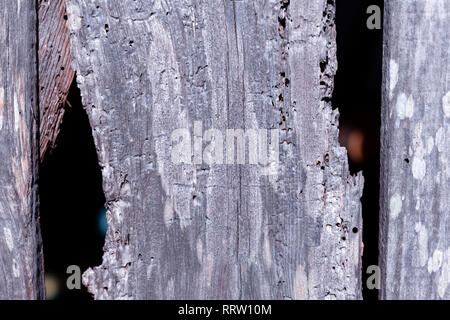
[12,259,20,278]
[13,92,20,131]
[426,136,434,155]
[415,198,421,211]
[414,223,428,267]
[389,60,399,100]
[435,127,445,153]
[263,230,272,269]
[163,200,174,227]
[412,156,426,180]
[389,193,402,219]
[76,73,85,86]
[428,249,443,273]
[294,265,308,299]
[396,93,414,119]
[3,227,13,251]
[442,91,450,118]
[196,237,203,264]
[437,248,449,298]
[66,4,82,32]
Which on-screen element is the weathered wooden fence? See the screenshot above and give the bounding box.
[0,0,447,300]
[379,0,449,299]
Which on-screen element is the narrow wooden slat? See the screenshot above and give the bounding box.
[0,0,44,299]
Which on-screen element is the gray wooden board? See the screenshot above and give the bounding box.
[67,0,363,299]
[380,0,449,299]
[0,0,44,299]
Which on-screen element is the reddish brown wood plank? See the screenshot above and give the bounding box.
[39,0,74,161]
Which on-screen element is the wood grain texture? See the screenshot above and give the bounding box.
[38,0,74,160]
[0,0,44,299]
[67,0,363,299]
[380,0,449,299]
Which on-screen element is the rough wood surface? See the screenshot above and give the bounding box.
[38,0,74,160]
[380,0,449,299]
[67,0,363,299]
[0,0,44,299]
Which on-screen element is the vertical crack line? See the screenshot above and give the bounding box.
[231,0,243,300]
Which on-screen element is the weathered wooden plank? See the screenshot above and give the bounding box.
[67,0,363,299]
[0,0,44,299]
[380,0,449,299]
[38,0,74,160]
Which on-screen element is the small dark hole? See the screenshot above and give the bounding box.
[404,158,409,163]
[352,227,358,233]
[63,15,68,20]
[320,60,327,73]
[278,17,286,29]
[281,0,290,11]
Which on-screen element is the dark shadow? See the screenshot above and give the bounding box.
[334,0,383,300]
[39,78,106,300]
